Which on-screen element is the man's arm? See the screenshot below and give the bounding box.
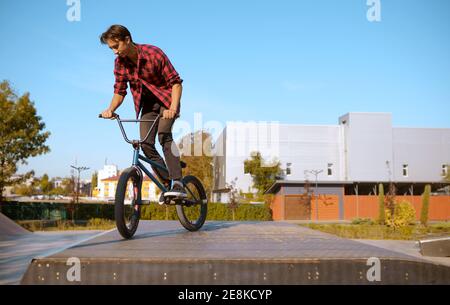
[171,83,182,111]
[101,58,127,118]
[101,94,125,118]
[163,83,182,119]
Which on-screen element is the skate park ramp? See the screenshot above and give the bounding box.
[0,212,104,285]
[20,221,450,285]
[0,212,30,237]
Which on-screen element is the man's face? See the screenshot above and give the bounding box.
[106,37,131,58]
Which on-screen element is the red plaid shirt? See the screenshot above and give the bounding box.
[113,44,183,118]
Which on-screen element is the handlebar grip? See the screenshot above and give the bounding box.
[98,113,118,119]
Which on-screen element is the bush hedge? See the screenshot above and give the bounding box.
[1,201,272,221]
[140,202,272,221]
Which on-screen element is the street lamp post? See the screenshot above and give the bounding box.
[305,169,323,221]
[70,165,90,204]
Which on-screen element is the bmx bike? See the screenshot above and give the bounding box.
[98,113,208,239]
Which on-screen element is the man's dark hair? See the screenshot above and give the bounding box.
[100,25,133,44]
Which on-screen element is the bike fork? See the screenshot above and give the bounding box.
[132,146,144,207]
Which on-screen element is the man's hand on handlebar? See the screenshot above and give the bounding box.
[99,108,115,119]
[162,108,177,120]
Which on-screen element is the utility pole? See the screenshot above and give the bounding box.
[305,169,323,221]
[70,165,90,204]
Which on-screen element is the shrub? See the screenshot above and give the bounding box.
[420,184,431,226]
[140,202,272,221]
[87,218,110,227]
[377,183,385,224]
[351,217,374,225]
[385,200,416,228]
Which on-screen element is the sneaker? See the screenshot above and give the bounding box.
[158,192,165,205]
[158,181,171,205]
[164,180,187,198]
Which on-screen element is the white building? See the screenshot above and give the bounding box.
[96,164,119,199]
[53,177,64,189]
[95,164,158,201]
[99,175,159,202]
[213,112,450,203]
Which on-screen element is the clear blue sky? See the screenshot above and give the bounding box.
[1,0,449,180]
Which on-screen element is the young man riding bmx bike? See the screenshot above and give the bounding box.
[99,24,186,202]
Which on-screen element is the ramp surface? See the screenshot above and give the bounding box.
[419,237,450,257]
[1,230,103,284]
[21,221,450,284]
[0,212,30,237]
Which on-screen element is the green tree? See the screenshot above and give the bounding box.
[91,171,98,191]
[226,177,240,221]
[40,174,53,194]
[0,80,50,202]
[179,130,213,200]
[420,184,431,226]
[62,176,76,196]
[49,187,65,196]
[377,183,385,225]
[244,152,282,195]
[385,182,397,218]
[13,183,34,196]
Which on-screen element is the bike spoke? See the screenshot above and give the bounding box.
[185,184,199,203]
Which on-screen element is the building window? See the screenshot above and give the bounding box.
[327,163,333,176]
[403,164,409,177]
[286,163,292,176]
[443,164,448,177]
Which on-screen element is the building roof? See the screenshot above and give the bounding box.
[265,179,449,194]
[265,180,354,194]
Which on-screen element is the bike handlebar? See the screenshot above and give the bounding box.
[98,113,160,146]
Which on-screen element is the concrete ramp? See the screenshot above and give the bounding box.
[0,212,30,237]
[420,237,450,257]
[20,221,450,285]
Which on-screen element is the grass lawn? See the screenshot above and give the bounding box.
[18,218,116,231]
[300,222,450,240]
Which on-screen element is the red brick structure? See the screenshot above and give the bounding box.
[266,181,450,221]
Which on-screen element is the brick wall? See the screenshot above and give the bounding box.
[343,195,450,221]
[270,194,284,220]
[310,195,340,220]
[270,194,450,221]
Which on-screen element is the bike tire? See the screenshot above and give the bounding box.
[176,175,208,231]
[115,167,142,239]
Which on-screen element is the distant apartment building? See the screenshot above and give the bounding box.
[95,164,119,198]
[212,112,450,220]
[94,164,158,201]
[53,178,64,189]
[99,175,158,201]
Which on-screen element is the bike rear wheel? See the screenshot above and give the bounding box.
[175,175,208,231]
[115,167,142,239]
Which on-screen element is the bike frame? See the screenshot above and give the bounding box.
[114,113,169,193]
[99,113,207,237]
[99,113,199,205]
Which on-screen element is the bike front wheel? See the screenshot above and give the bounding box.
[176,175,208,231]
[115,167,142,239]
